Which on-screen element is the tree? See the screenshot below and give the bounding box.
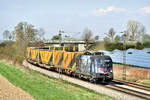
[51,35,62,41]
[142,34,150,43]
[126,20,146,41]
[13,22,38,57]
[82,28,93,50]
[114,35,120,43]
[10,31,15,40]
[3,30,10,40]
[37,28,45,40]
[104,37,110,42]
[105,28,115,42]
[8,33,12,40]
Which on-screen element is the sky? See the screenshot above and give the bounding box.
[0,0,150,40]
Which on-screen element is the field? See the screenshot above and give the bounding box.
[113,64,150,86]
[0,61,114,100]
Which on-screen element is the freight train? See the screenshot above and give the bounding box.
[26,46,113,83]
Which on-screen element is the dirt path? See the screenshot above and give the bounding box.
[0,74,34,100]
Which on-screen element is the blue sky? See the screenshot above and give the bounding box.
[0,0,150,40]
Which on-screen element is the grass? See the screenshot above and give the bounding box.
[136,79,150,86]
[0,61,114,100]
[90,41,106,51]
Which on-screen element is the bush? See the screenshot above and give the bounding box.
[104,42,116,51]
[104,42,145,51]
[0,41,45,64]
[125,43,135,49]
[115,42,124,50]
[0,42,15,58]
[135,42,144,49]
[104,42,124,51]
[0,42,6,47]
[0,41,21,63]
[143,42,150,48]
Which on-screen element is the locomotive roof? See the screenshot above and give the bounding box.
[80,53,111,59]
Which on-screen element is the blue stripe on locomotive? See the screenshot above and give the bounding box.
[77,55,96,74]
[80,55,91,73]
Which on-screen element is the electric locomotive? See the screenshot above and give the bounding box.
[74,52,113,82]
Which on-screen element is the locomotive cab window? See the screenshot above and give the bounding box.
[95,57,112,68]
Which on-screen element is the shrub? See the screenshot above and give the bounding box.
[104,42,124,51]
[0,41,16,60]
[104,42,115,51]
[104,41,145,51]
[125,43,135,49]
[135,42,144,49]
[143,42,150,48]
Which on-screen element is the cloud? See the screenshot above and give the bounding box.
[93,6,127,16]
[140,6,150,14]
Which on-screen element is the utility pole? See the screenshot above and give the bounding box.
[121,31,127,80]
[123,37,126,80]
[58,29,64,79]
[58,29,64,46]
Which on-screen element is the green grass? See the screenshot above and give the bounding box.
[90,41,106,51]
[0,61,114,100]
[136,79,150,86]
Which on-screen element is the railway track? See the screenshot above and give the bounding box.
[104,82,150,100]
[83,80,150,100]
[113,79,150,92]
[23,60,150,100]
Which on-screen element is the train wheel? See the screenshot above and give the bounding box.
[72,73,75,77]
[79,75,81,79]
[90,78,97,83]
[79,75,83,79]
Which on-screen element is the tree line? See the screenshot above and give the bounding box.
[1,22,45,63]
[103,20,150,51]
[0,20,150,64]
[51,20,150,51]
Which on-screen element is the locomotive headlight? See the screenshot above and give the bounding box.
[110,70,112,72]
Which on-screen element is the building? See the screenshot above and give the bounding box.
[44,40,94,51]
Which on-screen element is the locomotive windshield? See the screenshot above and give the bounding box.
[95,56,112,68]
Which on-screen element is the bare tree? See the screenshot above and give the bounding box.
[3,30,10,40]
[82,28,93,50]
[51,35,62,41]
[142,34,150,43]
[37,28,45,40]
[13,22,38,57]
[138,24,146,42]
[105,28,115,42]
[114,35,120,43]
[8,34,12,40]
[10,31,16,40]
[126,20,146,41]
